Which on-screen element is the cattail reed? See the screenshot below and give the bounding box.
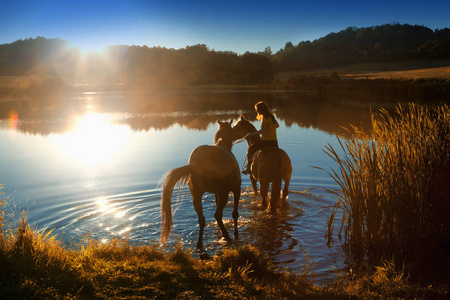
[324,104,450,271]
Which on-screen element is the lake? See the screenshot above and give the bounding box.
[0,89,376,282]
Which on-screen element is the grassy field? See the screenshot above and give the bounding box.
[0,76,24,87]
[2,59,450,89]
[275,59,450,81]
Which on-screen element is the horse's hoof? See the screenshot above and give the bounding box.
[266,207,277,215]
[281,202,290,209]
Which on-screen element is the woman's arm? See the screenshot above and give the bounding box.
[245,120,268,138]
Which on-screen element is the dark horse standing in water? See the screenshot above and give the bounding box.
[233,115,292,214]
[160,120,241,248]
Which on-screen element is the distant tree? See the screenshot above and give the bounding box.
[233,53,273,84]
[197,51,238,84]
[0,37,80,77]
[273,23,450,72]
[372,42,383,58]
[284,42,294,50]
[435,28,450,39]
[259,46,273,59]
[418,38,450,59]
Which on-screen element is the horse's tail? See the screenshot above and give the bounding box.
[160,165,193,244]
[267,157,283,215]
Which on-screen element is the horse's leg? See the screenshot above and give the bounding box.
[259,179,269,210]
[281,157,292,208]
[214,192,231,242]
[232,186,240,240]
[268,177,282,215]
[281,175,291,208]
[250,176,258,195]
[192,190,206,249]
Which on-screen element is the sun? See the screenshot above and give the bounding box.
[50,113,131,167]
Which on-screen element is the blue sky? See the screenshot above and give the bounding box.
[1,0,450,54]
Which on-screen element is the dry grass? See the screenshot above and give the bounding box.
[0,195,448,298]
[322,104,450,281]
[0,209,321,299]
[0,76,25,88]
[275,59,450,82]
[342,65,450,80]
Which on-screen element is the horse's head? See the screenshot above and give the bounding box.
[214,120,234,151]
[232,114,258,141]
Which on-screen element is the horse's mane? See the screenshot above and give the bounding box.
[214,121,233,152]
[239,118,257,133]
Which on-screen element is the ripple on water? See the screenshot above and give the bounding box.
[12,183,344,283]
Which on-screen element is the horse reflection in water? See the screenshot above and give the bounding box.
[233,115,292,215]
[160,120,241,249]
[240,201,304,264]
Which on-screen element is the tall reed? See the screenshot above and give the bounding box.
[324,104,450,274]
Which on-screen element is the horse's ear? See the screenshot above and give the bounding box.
[240,114,245,120]
[217,120,223,126]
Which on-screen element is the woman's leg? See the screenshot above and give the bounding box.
[243,142,261,174]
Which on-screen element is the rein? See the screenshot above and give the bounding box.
[233,137,247,145]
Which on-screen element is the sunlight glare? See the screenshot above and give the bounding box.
[115,211,126,218]
[96,197,108,212]
[51,113,131,167]
[118,227,131,235]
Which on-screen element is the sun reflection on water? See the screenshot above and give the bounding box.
[50,113,131,167]
[115,211,126,218]
[95,196,126,218]
[96,197,108,212]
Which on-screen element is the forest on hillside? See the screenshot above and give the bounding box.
[1,23,450,87]
[273,23,450,71]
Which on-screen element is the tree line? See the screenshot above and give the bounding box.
[0,38,273,87]
[0,23,449,87]
[272,23,450,71]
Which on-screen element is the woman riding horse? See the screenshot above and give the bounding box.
[160,120,241,249]
[233,114,292,215]
[242,101,279,175]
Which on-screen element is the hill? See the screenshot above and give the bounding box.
[271,23,450,72]
[0,23,449,89]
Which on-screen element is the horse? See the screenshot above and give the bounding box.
[232,114,292,215]
[160,120,241,249]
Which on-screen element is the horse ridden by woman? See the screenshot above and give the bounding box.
[233,114,292,215]
[160,120,241,249]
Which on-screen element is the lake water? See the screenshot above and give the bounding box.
[0,90,375,282]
